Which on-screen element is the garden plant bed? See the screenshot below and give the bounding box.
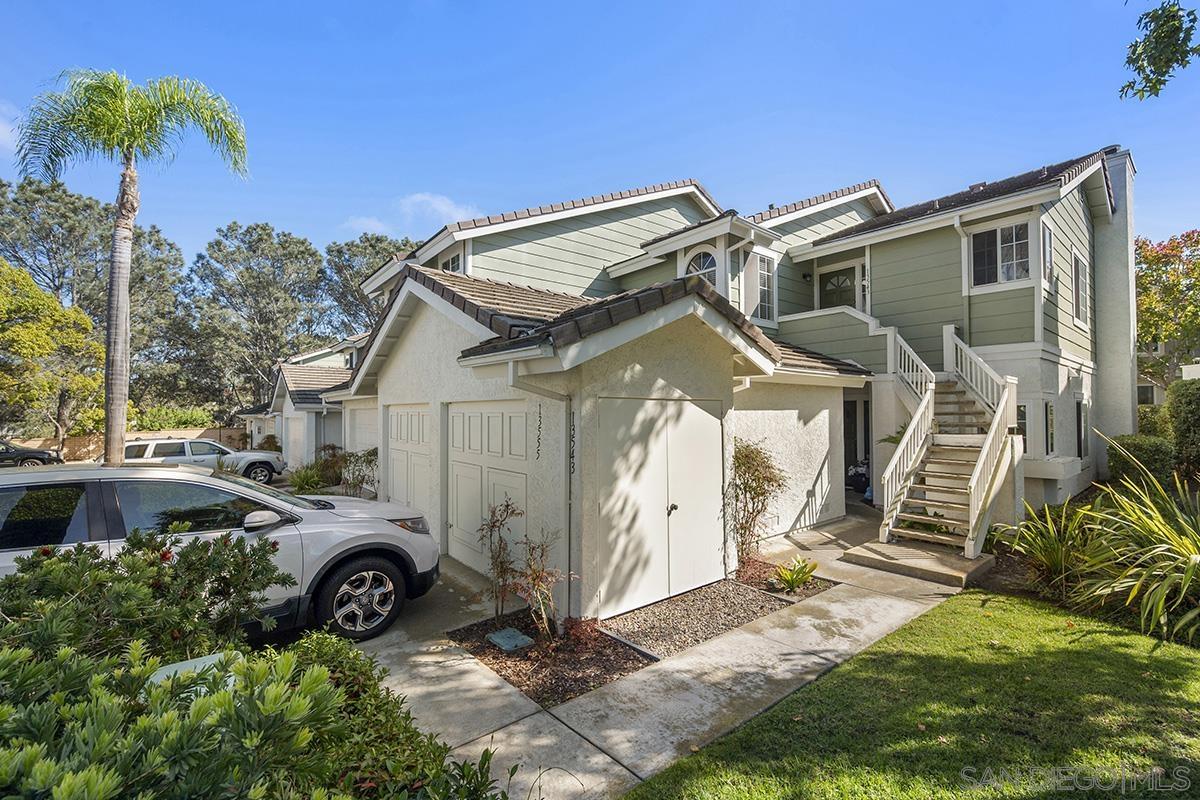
[736,557,836,601]
[604,579,793,657]
[448,610,651,707]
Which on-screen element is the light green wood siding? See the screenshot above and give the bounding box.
[615,255,676,292]
[869,227,964,369]
[771,199,875,317]
[969,287,1035,345]
[467,195,708,297]
[1041,188,1096,361]
[778,254,813,316]
[776,313,888,374]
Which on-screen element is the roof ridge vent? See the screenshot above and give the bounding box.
[969,181,987,192]
[932,199,939,210]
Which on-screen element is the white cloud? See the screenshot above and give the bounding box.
[0,102,18,155]
[341,192,482,239]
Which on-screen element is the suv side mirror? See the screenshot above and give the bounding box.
[243,509,282,533]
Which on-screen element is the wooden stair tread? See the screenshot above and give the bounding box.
[911,484,969,495]
[924,457,977,466]
[915,469,971,480]
[896,511,969,529]
[890,526,968,547]
[905,497,970,512]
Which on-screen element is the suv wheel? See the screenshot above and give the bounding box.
[17,458,43,467]
[244,462,273,484]
[316,557,406,640]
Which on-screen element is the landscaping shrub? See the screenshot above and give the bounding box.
[998,501,1098,602]
[726,437,789,560]
[1137,402,1172,439]
[511,529,570,639]
[1167,378,1200,479]
[289,461,324,494]
[134,403,216,431]
[342,447,379,497]
[771,557,817,593]
[1107,433,1174,486]
[478,497,523,617]
[0,524,294,661]
[259,433,282,451]
[316,442,346,486]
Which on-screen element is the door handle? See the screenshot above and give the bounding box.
[667,503,679,517]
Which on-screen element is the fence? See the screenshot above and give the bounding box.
[14,427,247,462]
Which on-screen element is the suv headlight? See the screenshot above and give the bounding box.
[391,517,430,535]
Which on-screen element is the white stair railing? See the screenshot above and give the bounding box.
[964,376,1018,558]
[943,325,1004,411]
[894,334,936,401]
[878,383,935,542]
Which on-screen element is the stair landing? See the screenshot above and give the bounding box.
[841,540,994,587]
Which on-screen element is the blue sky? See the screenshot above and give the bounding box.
[2,0,1198,264]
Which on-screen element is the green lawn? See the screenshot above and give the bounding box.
[627,591,1200,799]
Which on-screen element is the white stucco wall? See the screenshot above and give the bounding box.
[342,397,379,452]
[729,382,845,539]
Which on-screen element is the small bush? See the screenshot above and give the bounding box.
[1167,378,1200,479]
[1108,434,1174,486]
[259,433,282,451]
[290,462,324,494]
[511,529,569,639]
[771,557,817,593]
[727,438,789,561]
[998,501,1098,601]
[342,447,379,497]
[478,498,523,617]
[316,443,346,486]
[135,404,216,431]
[1137,403,1172,439]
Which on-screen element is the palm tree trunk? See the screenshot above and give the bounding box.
[103,153,140,464]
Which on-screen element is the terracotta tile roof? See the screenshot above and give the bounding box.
[750,179,892,224]
[813,150,1114,246]
[770,339,872,376]
[280,364,352,405]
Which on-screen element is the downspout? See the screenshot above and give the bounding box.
[953,214,971,362]
[507,361,576,619]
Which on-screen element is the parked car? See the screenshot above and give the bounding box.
[0,439,64,468]
[121,437,285,484]
[0,463,439,640]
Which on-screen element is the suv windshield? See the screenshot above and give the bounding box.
[210,471,322,510]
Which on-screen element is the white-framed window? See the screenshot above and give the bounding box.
[1044,400,1055,456]
[1137,385,1156,405]
[1072,250,1089,327]
[754,254,776,322]
[1076,400,1089,458]
[1016,404,1027,445]
[441,253,462,273]
[971,222,1030,286]
[684,249,719,286]
[1041,222,1055,293]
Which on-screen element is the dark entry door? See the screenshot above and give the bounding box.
[820,266,857,309]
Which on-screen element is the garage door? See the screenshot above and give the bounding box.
[598,398,725,618]
[447,400,529,575]
[284,413,307,469]
[347,406,378,452]
[387,404,432,516]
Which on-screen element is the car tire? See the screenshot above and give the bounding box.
[316,557,406,641]
[244,462,274,484]
[17,458,43,468]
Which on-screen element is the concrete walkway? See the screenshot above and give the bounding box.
[366,504,958,799]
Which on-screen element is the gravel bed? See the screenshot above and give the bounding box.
[604,579,791,657]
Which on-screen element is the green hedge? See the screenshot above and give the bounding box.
[1137,403,1172,440]
[1167,379,1200,479]
[1108,434,1174,486]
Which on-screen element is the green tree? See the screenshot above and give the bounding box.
[1122,1,1200,98]
[16,69,246,464]
[1136,231,1200,389]
[191,221,333,405]
[0,178,188,405]
[324,233,417,334]
[0,259,102,449]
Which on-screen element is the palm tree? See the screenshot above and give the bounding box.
[16,70,247,464]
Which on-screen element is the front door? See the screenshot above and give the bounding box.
[819,266,858,309]
[843,400,858,471]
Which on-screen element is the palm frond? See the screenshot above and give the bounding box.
[141,77,247,175]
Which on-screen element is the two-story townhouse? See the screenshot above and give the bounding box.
[332,148,1136,619]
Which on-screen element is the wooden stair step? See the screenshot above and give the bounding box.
[905,497,970,513]
[915,469,971,481]
[912,484,969,495]
[890,526,969,547]
[896,511,969,530]
[929,444,982,452]
[936,410,988,418]
[924,456,977,467]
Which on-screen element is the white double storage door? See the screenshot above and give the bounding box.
[597,397,725,618]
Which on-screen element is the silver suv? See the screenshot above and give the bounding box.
[122,438,286,484]
[0,463,440,640]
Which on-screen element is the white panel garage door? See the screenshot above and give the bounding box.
[598,398,724,618]
[347,406,379,453]
[387,404,432,516]
[447,400,529,575]
[284,413,307,469]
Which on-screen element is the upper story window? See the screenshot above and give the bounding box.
[971,222,1029,286]
[754,255,776,322]
[1072,251,1089,327]
[441,253,462,273]
[685,251,719,285]
[1041,223,1055,293]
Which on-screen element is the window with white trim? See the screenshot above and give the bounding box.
[1016,404,1027,445]
[1076,400,1089,458]
[754,255,776,322]
[1044,400,1055,456]
[1072,252,1089,326]
[1041,223,1055,292]
[971,222,1029,286]
[685,250,718,286]
[441,253,462,273]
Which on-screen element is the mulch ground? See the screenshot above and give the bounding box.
[604,579,793,657]
[736,557,837,601]
[968,544,1042,598]
[447,610,651,707]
